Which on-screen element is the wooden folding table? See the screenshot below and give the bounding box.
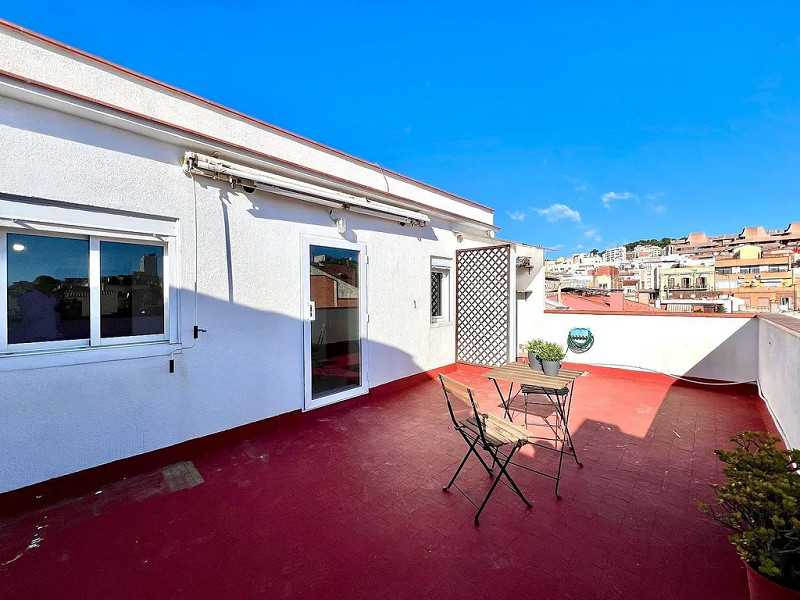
[484,362,585,497]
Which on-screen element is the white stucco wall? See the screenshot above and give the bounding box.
[525,311,759,382]
[0,88,493,492]
[515,246,545,358]
[758,319,800,448]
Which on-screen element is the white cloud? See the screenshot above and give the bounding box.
[533,203,582,223]
[565,176,589,192]
[601,191,637,209]
[650,204,667,214]
[584,228,602,242]
[574,244,585,250]
[506,210,526,222]
[551,243,566,250]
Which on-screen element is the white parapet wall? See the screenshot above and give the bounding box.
[758,316,800,448]
[532,311,759,383]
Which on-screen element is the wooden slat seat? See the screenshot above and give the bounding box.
[460,414,530,447]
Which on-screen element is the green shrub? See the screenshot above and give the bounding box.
[699,432,800,589]
[524,338,545,354]
[536,341,566,362]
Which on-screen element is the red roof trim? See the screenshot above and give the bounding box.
[0,18,493,214]
[0,68,499,232]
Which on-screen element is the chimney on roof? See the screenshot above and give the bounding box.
[610,291,624,311]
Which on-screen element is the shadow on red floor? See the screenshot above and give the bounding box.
[0,367,766,599]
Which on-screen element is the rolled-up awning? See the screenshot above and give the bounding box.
[183,152,429,227]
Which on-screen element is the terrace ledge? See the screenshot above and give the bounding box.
[544,309,757,318]
[758,313,800,337]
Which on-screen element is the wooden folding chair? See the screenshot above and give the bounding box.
[439,374,533,525]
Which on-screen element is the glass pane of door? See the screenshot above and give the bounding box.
[309,245,361,399]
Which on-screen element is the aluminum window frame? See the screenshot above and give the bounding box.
[1,224,175,356]
[94,236,170,347]
[430,256,453,325]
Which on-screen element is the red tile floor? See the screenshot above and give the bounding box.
[0,366,768,599]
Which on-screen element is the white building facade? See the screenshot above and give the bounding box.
[0,25,535,494]
[602,246,627,263]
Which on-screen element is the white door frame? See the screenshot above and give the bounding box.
[301,234,369,411]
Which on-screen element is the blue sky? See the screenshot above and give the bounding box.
[5,2,800,256]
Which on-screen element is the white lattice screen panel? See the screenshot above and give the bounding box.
[455,245,510,366]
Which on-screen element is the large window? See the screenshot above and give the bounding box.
[3,231,168,352]
[431,257,452,324]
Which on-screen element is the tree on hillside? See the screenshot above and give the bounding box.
[624,237,675,251]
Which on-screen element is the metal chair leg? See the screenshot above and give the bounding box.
[444,436,479,491]
[493,378,514,421]
[552,391,582,468]
[562,388,583,467]
[444,434,494,492]
[493,444,532,507]
[474,444,530,525]
[554,434,566,499]
[462,431,495,477]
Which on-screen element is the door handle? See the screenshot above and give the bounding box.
[307,301,316,321]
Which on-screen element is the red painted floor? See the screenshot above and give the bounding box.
[0,367,767,599]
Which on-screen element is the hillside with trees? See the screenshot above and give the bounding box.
[623,237,674,252]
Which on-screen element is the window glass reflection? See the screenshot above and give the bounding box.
[7,233,90,344]
[100,242,164,338]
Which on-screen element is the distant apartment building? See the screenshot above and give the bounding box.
[640,264,664,290]
[659,266,715,300]
[559,274,594,289]
[602,246,627,263]
[632,244,662,258]
[594,265,621,290]
[621,278,639,298]
[571,252,603,266]
[670,223,800,258]
[715,245,797,311]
